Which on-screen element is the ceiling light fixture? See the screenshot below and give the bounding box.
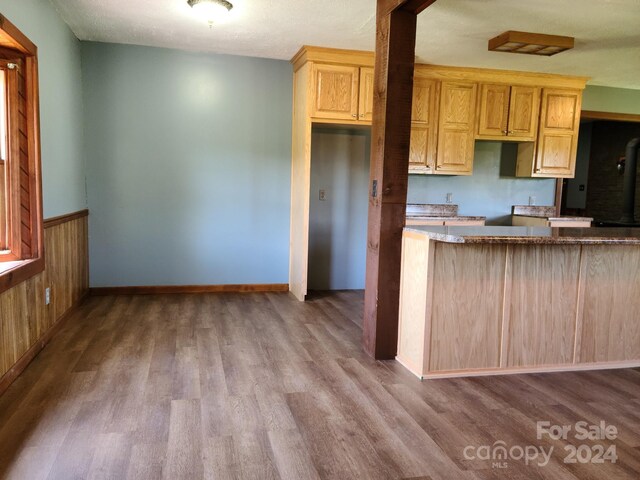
[488,31,574,56]
[187,0,233,27]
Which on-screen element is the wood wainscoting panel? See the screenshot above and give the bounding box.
[0,212,88,391]
[580,245,640,363]
[506,244,581,367]
[429,243,505,371]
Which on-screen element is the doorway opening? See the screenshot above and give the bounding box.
[561,111,640,221]
[307,126,371,292]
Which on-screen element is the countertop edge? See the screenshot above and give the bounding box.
[404,226,640,245]
[513,214,594,222]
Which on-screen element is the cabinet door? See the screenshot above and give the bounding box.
[435,81,477,175]
[358,67,374,122]
[534,89,581,177]
[409,77,439,173]
[409,126,430,172]
[477,84,510,137]
[507,86,540,140]
[311,64,359,121]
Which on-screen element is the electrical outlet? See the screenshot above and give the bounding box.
[45,287,51,305]
[446,193,453,204]
[319,189,326,201]
[529,195,536,206]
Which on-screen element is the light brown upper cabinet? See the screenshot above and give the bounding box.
[358,67,375,122]
[435,81,478,175]
[311,64,374,122]
[409,77,439,174]
[290,46,588,302]
[311,64,360,120]
[516,88,582,178]
[509,86,541,139]
[477,84,540,141]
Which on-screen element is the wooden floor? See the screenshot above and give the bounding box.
[0,291,639,480]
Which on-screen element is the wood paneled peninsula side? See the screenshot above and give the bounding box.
[397,226,640,379]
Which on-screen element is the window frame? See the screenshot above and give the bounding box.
[0,60,21,260]
[0,15,44,294]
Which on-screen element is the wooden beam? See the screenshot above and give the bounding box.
[402,0,438,14]
[364,1,431,359]
[380,0,438,16]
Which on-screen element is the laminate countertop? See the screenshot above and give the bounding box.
[405,215,487,222]
[404,225,640,245]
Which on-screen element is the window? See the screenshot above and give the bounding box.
[0,66,8,252]
[0,15,44,293]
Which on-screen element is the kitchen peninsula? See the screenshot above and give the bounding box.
[397,225,640,379]
[288,45,587,301]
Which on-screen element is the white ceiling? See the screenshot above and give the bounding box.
[49,0,640,89]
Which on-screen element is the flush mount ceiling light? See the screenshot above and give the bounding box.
[187,0,233,26]
[488,31,574,56]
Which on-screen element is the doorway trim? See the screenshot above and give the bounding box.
[581,110,640,123]
[556,109,640,216]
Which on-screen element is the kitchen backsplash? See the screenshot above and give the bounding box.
[408,141,556,225]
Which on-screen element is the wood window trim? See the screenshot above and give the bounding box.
[0,16,43,294]
[0,257,43,293]
[581,110,640,123]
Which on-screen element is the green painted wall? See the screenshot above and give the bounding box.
[582,85,640,115]
[0,0,86,217]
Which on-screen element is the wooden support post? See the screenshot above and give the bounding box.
[363,0,436,359]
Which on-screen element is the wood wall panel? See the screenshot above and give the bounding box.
[506,245,581,367]
[429,243,505,371]
[397,231,640,379]
[580,245,640,363]
[396,233,432,375]
[0,214,88,381]
[289,63,312,301]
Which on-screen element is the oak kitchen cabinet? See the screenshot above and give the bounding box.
[311,63,374,123]
[477,84,540,141]
[516,88,582,177]
[288,46,588,301]
[408,78,479,176]
[434,81,478,175]
[289,47,375,300]
[409,76,439,173]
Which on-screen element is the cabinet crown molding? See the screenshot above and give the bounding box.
[291,46,375,71]
[414,64,589,90]
[292,46,590,90]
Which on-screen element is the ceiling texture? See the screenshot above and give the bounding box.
[49,0,640,89]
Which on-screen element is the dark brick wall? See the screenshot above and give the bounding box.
[585,121,640,222]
